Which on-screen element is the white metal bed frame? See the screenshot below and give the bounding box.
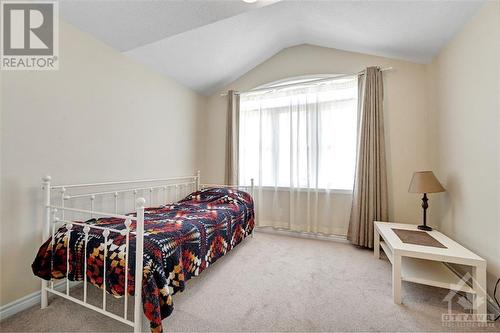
[40,171,254,332]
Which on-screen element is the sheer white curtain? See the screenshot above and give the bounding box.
[239,76,358,235]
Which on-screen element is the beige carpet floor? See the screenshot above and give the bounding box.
[1,232,499,332]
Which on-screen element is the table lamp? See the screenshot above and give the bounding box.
[408,171,445,231]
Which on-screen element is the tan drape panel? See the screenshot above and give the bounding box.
[225,90,240,185]
[347,67,388,248]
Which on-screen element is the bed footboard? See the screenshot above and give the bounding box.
[41,176,146,330]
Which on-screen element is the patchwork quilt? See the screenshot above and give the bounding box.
[32,187,254,332]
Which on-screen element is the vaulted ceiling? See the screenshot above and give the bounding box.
[60,0,483,95]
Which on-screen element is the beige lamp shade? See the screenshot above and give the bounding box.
[408,171,445,193]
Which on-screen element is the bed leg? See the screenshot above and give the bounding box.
[134,198,145,332]
[41,281,48,309]
[41,176,51,309]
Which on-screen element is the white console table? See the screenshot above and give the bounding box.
[374,222,487,321]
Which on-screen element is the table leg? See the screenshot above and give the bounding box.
[374,228,380,259]
[472,265,487,322]
[392,254,402,304]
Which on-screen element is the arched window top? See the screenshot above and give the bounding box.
[244,74,356,97]
[254,74,338,90]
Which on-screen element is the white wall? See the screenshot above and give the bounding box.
[0,20,205,306]
[203,44,432,232]
[427,1,500,296]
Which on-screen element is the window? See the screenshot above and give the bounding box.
[238,76,358,190]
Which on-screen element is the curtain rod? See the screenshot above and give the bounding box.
[220,67,393,97]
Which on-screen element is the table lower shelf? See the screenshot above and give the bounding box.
[380,241,475,294]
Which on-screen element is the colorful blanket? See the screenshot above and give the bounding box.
[32,187,254,332]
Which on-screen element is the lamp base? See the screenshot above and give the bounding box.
[417,224,433,231]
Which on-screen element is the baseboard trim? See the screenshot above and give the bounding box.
[255,226,349,243]
[0,281,67,321]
